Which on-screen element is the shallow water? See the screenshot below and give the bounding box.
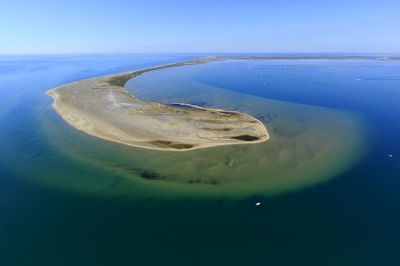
[1,55,400,265]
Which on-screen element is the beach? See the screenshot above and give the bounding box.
[47,60,269,151]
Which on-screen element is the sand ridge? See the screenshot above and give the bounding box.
[47,59,269,151]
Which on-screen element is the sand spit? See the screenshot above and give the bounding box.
[47,59,269,151]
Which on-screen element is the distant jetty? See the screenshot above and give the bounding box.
[47,58,269,151]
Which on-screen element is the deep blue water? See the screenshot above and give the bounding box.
[1,55,400,266]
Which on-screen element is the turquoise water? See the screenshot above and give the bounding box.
[1,55,399,265]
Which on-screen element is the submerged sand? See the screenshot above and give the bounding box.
[47,59,269,151]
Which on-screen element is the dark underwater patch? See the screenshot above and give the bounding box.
[114,163,219,185]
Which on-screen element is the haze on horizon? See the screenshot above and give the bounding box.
[1,0,399,55]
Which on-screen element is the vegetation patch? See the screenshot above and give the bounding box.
[231,135,259,141]
[168,143,193,149]
[151,141,193,149]
[107,73,137,87]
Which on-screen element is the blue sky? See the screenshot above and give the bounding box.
[1,0,399,54]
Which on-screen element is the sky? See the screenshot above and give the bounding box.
[1,0,399,54]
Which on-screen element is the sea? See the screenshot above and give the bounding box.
[0,54,399,266]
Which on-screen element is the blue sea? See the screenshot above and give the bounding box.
[1,54,400,265]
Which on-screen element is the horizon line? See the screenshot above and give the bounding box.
[1,51,400,57]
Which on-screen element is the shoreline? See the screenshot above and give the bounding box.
[47,58,270,151]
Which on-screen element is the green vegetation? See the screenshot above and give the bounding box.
[168,143,194,149]
[231,135,260,141]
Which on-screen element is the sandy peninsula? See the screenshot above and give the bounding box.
[47,59,269,151]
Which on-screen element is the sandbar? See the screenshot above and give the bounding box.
[47,59,269,151]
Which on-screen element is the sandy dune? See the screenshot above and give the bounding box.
[47,60,269,151]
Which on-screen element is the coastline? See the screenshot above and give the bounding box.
[47,58,270,151]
